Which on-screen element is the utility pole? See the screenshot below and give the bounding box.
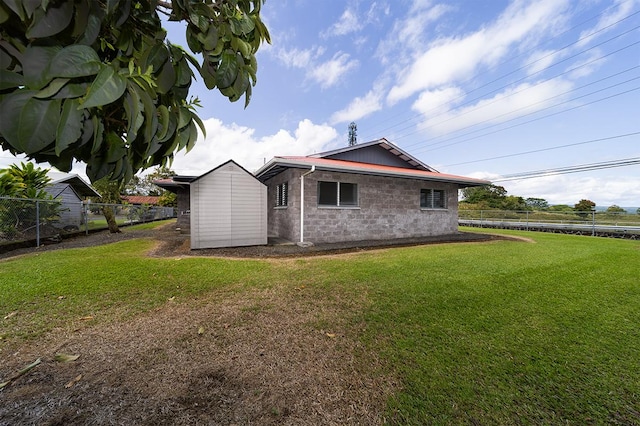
[348,122,357,146]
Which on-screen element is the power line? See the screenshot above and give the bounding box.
[411,84,640,155]
[396,37,640,148]
[445,132,640,167]
[414,63,640,151]
[493,157,640,182]
[360,7,640,142]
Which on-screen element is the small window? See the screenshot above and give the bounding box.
[421,189,446,209]
[276,182,288,207]
[318,181,358,207]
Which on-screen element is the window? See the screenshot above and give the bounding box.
[276,182,288,207]
[318,181,358,207]
[421,189,446,209]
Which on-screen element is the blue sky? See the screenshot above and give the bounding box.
[2,0,639,207]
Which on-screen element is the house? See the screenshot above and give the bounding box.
[120,195,162,205]
[254,138,489,244]
[156,160,267,249]
[155,138,489,248]
[45,174,101,228]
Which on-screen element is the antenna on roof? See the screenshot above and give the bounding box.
[348,122,357,146]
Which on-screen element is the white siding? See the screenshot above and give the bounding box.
[190,162,267,249]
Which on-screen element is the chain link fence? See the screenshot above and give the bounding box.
[0,196,176,251]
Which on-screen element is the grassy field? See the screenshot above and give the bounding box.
[1,227,639,424]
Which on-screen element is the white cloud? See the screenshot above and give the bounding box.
[307,52,359,89]
[415,78,574,136]
[464,172,640,207]
[411,86,464,117]
[376,2,451,65]
[576,0,639,48]
[323,8,362,38]
[275,46,323,69]
[170,118,339,175]
[330,89,383,124]
[387,0,570,104]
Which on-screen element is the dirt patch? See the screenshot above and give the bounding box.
[0,283,394,425]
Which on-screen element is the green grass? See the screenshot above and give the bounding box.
[1,229,639,424]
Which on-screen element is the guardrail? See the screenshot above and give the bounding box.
[458,210,640,239]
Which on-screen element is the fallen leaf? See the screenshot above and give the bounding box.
[65,374,82,388]
[57,296,65,300]
[79,316,94,321]
[168,296,175,301]
[326,333,336,338]
[198,326,205,335]
[3,311,17,320]
[55,353,80,363]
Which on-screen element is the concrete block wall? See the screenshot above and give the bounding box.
[266,168,301,242]
[266,169,460,244]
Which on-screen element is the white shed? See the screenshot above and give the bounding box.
[189,160,267,249]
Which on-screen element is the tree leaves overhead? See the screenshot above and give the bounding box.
[0,0,270,183]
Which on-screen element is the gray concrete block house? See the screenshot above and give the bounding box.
[155,138,489,249]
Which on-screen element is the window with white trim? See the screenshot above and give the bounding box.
[420,189,446,209]
[318,181,358,207]
[276,182,288,207]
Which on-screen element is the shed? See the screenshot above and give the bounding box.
[189,160,267,249]
[45,174,101,228]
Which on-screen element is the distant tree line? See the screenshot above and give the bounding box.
[460,184,637,214]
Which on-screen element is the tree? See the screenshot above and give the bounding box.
[0,0,270,184]
[460,184,507,209]
[606,205,626,213]
[0,162,60,236]
[574,199,595,219]
[90,177,123,233]
[124,166,176,196]
[525,197,549,210]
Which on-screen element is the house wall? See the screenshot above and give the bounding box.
[266,169,459,243]
[176,187,190,233]
[47,183,83,227]
[190,162,267,249]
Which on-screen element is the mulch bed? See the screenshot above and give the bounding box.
[1,221,501,261]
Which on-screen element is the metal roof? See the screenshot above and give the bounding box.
[309,138,437,172]
[254,156,489,187]
[49,174,101,198]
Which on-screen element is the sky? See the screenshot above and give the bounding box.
[2,0,639,207]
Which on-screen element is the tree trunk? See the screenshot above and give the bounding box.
[102,206,121,233]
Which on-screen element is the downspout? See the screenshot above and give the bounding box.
[299,165,316,245]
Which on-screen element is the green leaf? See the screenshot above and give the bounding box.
[35,78,71,99]
[91,115,104,155]
[26,0,74,38]
[17,97,61,154]
[105,131,125,163]
[81,66,127,109]
[155,60,176,94]
[48,45,101,79]
[56,99,83,155]
[51,82,90,99]
[22,46,59,90]
[2,0,25,21]
[0,90,34,150]
[155,105,170,141]
[216,51,238,89]
[123,89,143,144]
[0,69,24,91]
[54,353,80,363]
[142,43,169,75]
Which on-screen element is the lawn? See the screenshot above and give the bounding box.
[1,228,639,424]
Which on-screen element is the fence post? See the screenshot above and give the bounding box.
[85,201,89,235]
[592,209,596,237]
[35,199,40,247]
[526,211,529,231]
